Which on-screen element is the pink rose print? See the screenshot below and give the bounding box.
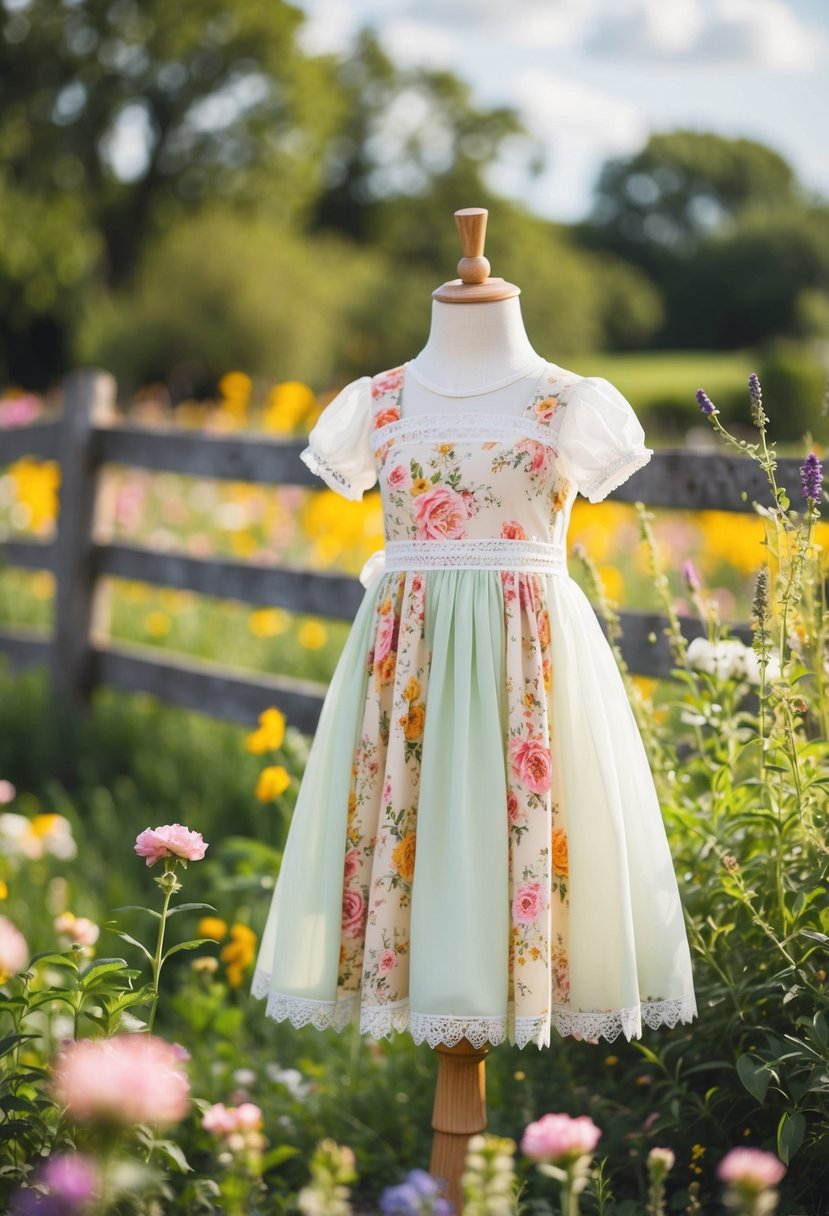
[344,848,361,880]
[506,789,524,824]
[387,464,411,490]
[533,395,559,422]
[341,888,366,939]
[513,881,546,925]
[374,608,396,664]
[509,736,553,795]
[374,406,400,430]
[378,949,396,975]
[501,521,527,540]
[516,438,551,473]
[372,367,404,398]
[414,484,470,540]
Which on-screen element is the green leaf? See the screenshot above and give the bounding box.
[112,906,162,920]
[737,1053,771,1103]
[29,951,79,971]
[150,1138,193,1174]
[262,1145,301,1171]
[161,938,215,964]
[777,1112,805,1164]
[80,959,131,988]
[104,928,153,963]
[164,903,218,918]
[0,1033,40,1058]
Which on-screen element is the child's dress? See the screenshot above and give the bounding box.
[251,360,698,1049]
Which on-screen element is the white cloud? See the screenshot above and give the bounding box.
[587,0,826,70]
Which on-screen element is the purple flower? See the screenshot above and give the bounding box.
[748,373,768,427]
[696,389,718,417]
[379,1171,453,1214]
[10,1153,99,1214]
[682,560,701,593]
[801,452,823,502]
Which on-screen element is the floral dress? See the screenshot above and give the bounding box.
[251,360,698,1049]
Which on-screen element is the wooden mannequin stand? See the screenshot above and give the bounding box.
[429,1039,490,1209]
[425,207,515,1208]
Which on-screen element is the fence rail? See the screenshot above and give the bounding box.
[0,368,778,735]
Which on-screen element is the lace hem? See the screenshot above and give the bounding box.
[373,412,561,451]
[383,537,569,575]
[582,447,653,503]
[251,969,698,1049]
[300,445,373,501]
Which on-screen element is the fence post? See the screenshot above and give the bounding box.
[51,369,116,772]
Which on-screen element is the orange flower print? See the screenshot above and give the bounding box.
[537,609,551,650]
[374,406,400,430]
[501,520,527,540]
[542,657,553,692]
[375,652,397,686]
[400,702,426,741]
[552,827,569,876]
[551,480,570,512]
[534,395,559,421]
[391,833,417,882]
[403,677,420,702]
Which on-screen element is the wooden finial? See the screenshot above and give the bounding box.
[432,206,519,303]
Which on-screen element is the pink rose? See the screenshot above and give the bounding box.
[387,464,411,490]
[413,484,469,540]
[374,610,396,664]
[344,848,361,880]
[411,574,424,595]
[517,438,551,473]
[372,367,404,398]
[506,790,524,825]
[341,888,365,939]
[509,736,552,794]
[52,1034,190,1126]
[134,824,208,866]
[717,1148,786,1189]
[513,881,545,925]
[521,1113,601,1163]
[0,916,28,980]
[378,949,396,976]
[501,521,526,540]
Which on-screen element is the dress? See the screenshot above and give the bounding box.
[250,359,699,1049]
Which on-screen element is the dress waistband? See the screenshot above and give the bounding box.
[380,538,568,575]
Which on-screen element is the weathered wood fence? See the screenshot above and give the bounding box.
[0,367,788,736]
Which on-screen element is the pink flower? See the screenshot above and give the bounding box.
[344,848,361,880]
[506,790,524,825]
[387,464,411,490]
[0,916,28,981]
[52,1034,190,1126]
[413,484,469,540]
[0,780,15,804]
[717,1147,786,1190]
[202,1102,237,1136]
[374,610,396,665]
[501,521,527,540]
[521,1113,602,1163]
[341,888,366,939]
[509,736,553,794]
[372,367,404,398]
[54,912,100,947]
[517,438,551,473]
[134,824,208,866]
[37,1153,100,1206]
[513,881,546,925]
[378,949,396,975]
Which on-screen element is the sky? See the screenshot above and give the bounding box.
[293,0,829,223]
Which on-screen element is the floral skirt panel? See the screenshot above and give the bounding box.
[251,567,698,1049]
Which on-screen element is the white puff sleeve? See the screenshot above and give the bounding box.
[300,376,377,500]
[555,376,653,503]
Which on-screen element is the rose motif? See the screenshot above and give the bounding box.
[344,848,361,880]
[378,949,396,976]
[341,888,365,939]
[552,827,568,876]
[501,521,527,540]
[391,833,417,882]
[387,464,411,490]
[373,406,400,430]
[413,484,469,540]
[374,609,396,665]
[513,880,546,925]
[509,736,552,794]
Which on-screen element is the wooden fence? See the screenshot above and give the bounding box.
[0,367,790,737]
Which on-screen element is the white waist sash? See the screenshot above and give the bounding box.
[359,539,568,586]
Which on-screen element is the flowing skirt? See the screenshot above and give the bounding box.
[250,566,698,1049]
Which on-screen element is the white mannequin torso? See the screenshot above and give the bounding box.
[403,297,550,415]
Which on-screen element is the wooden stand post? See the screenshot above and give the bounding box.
[429,1039,489,1210]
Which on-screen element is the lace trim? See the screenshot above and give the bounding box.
[582,446,653,503]
[383,538,569,575]
[300,445,371,502]
[373,412,561,451]
[251,969,698,1049]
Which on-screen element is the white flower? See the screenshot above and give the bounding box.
[686,637,780,685]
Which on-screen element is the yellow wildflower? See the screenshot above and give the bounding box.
[145,611,171,637]
[256,765,292,802]
[297,620,327,650]
[197,917,228,941]
[410,478,430,496]
[246,706,286,754]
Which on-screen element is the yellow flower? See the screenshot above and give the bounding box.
[298,620,327,650]
[145,611,171,637]
[197,916,228,941]
[410,478,430,496]
[552,827,569,876]
[263,381,316,434]
[403,677,420,702]
[246,706,286,754]
[391,833,417,882]
[0,880,7,899]
[256,765,292,802]
[400,703,426,741]
[605,1055,619,1066]
[249,608,291,637]
[31,814,62,838]
[221,922,258,987]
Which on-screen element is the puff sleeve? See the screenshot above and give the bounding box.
[555,376,653,504]
[300,376,377,500]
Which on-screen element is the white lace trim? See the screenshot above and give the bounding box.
[373,412,562,451]
[582,446,653,503]
[251,968,698,1049]
[383,538,569,575]
[300,445,369,501]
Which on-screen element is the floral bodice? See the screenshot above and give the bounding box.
[300,361,653,548]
